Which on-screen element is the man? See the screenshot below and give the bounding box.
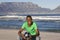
[18,15,39,40]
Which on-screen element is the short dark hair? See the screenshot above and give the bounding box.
[26,15,32,20]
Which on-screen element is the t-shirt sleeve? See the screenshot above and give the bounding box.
[21,22,25,29]
[34,22,37,30]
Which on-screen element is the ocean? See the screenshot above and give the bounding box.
[0,20,60,32]
[0,14,60,32]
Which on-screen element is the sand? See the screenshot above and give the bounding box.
[0,29,60,40]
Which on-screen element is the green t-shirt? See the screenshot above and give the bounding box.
[22,21,37,35]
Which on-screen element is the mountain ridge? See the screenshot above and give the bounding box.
[0,2,60,16]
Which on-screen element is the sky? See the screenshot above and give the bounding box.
[0,0,60,10]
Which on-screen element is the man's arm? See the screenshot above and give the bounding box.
[34,22,40,36]
[35,29,40,36]
[18,28,26,39]
[18,28,24,36]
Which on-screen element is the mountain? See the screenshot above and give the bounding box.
[0,2,51,15]
[52,6,60,13]
[0,2,39,12]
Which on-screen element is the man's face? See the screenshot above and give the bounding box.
[26,17,32,25]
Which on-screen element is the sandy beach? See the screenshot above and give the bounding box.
[0,29,60,40]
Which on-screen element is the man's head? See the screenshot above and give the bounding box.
[26,15,33,26]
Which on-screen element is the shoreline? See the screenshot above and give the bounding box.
[0,28,60,33]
